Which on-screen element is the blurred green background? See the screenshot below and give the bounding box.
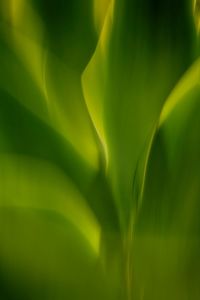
[0,0,200,299]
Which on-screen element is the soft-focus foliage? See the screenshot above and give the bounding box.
[0,0,200,299]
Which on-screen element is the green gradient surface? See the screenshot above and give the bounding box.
[0,0,200,299]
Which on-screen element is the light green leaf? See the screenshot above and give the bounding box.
[83,0,197,229]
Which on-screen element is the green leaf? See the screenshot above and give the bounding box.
[132,58,200,300]
[83,0,197,229]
